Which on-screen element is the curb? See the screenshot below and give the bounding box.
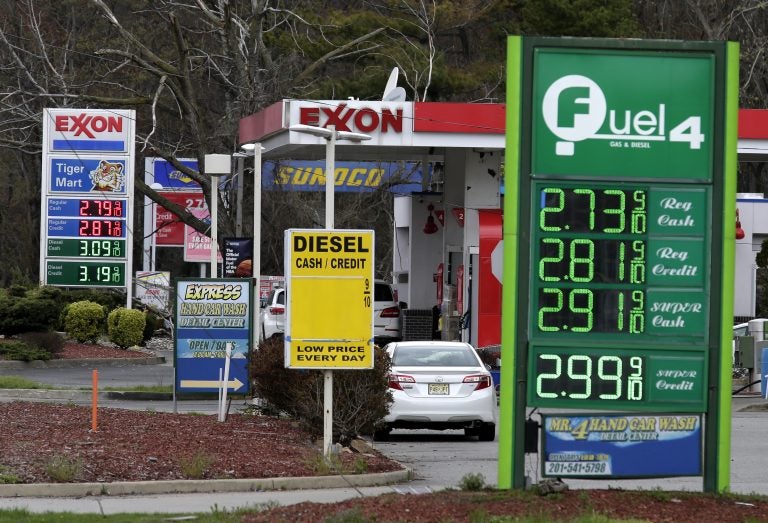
[0,357,165,369]
[0,468,412,498]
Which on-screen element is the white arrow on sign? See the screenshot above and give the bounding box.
[179,377,245,390]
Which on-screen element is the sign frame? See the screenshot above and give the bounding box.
[284,228,375,370]
[498,37,738,493]
[40,109,135,293]
[541,413,703,479]
[174,278,252,396]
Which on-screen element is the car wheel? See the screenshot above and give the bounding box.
[478,423,496,442]
[372,426,391,441]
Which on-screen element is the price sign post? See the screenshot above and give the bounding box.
[499,37,739,492]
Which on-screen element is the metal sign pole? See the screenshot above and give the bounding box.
[323,126,336,458]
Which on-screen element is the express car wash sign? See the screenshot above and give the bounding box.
[284,229,374,369]
[174,278,251,395]
[499,37,739,492]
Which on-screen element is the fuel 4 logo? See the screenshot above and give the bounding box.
[542,75,704,156]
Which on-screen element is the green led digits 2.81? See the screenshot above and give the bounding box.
[535,186,648,334]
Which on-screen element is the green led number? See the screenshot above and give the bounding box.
[78,240,122,257]
[539,288,594,332]
[631,190,647,234]
[569,239,594,282]
[539,238,564,282]
[569,289,593,332]
[540,188,564,232]
[630,290,645,333]
[597,356,623,399]
[631,241,645,284]
[568,355,592,398]
[574,188,595,230]
[617,241,626,282]
[538,288,563,331]
[628,356,644,400]
[603,189,626,233]
[536,354,561,398]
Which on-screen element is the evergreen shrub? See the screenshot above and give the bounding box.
[0,297,63,335]
[63,301,106,343]
[107,307,146,348]
[0,340,51,362]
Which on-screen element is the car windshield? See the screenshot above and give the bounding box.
[374,283,394,301]
[393,345,479,367]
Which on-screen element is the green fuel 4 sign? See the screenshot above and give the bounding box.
[532,50,714,180]
[499,37,739,493]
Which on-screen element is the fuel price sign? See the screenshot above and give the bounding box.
[499,35,738,492]
[504,39,736,413]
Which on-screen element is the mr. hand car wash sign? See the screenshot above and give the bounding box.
[285,229,374,369]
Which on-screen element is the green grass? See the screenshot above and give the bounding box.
[0,376,171,393]
[0,376,54,390]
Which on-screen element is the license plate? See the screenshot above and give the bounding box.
[428,383,449,395]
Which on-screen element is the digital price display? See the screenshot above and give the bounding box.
[534,351,644,402]
[79,199,124,217]
[46,261,125,287]
[43,196,129,289]
[47,238,126,258]
[536,186,648,335]
[47,198,127,218]
[527,181,710,410]
[78,219,123,237]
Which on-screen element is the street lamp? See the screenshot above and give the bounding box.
[239,143,265,349]
[288,124,372,458]
[204,154,232,278]
[289,124,372,229]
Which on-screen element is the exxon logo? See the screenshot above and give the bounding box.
[299,104,404,133]
[54,114,124,139]
[542,74,704,156]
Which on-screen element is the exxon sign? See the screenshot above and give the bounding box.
[47,109,132,153]
[295,101,409,135]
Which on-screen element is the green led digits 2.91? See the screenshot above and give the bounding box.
[535,185,648,334]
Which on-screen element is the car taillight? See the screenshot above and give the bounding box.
[269,306,285,315]
[380,306,400,318]
[388,374,415,390]
[463,374,491,391]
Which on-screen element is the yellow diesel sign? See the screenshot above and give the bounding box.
[285,229,374,369]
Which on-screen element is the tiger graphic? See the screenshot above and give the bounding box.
[89,160,125,192]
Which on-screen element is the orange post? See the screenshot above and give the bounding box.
[91,369,98,432]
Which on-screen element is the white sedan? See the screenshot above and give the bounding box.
[376,341,497,441]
